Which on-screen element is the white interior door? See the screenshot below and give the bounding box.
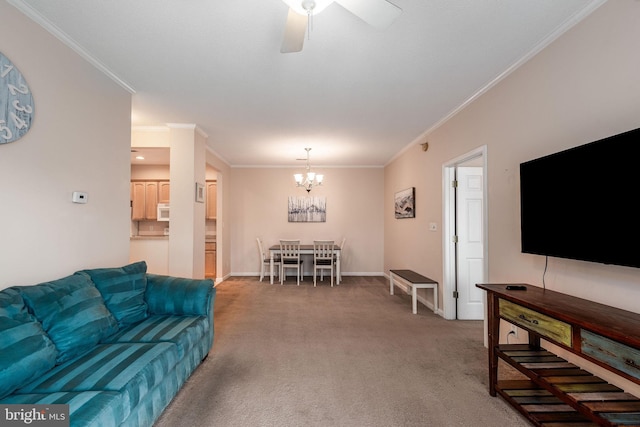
[456,166,485,320]
[442,146,487,321]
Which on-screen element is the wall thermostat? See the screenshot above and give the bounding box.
[72,191,88,204]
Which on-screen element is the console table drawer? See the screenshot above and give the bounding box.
[499,299,572,347]
[582,330,640,381]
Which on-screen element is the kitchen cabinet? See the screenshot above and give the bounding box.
[130,182,146,220]
[131,180,169,220]
[205,241,216,278]
[144,182,158,220]
[158,181,170,204]
[206,181,216,220]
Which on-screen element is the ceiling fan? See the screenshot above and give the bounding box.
[280,0,402,53]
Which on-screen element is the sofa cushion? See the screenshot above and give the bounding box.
[2,391,126,427]
[117,365,182,427]
[0,288,58,399]
[17,342,180,416]
[106,314,209,358]
[78,261,148,327]
[18,274,119,364]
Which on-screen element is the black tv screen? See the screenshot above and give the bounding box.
[520,127,640,268]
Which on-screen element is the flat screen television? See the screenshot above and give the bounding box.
[520,126,640,268]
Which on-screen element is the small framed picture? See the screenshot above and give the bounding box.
[195,182,205,203]
[394,187,415,218]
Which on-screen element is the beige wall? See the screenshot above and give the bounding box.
[230,167,384,276]
[167,125,206,278]
[386,0,640,313]
[385,143,447,281]
[0,2,132,288]
[131,164,170,180]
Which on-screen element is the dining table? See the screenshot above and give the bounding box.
[268,244,341,285]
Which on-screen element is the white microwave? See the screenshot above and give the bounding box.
[157,203,170,221]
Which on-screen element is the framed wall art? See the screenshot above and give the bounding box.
[288,196,326,222]
[195,182,205,203]
[394,187,415,219]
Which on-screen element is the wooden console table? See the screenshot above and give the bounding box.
[477,284,640,426]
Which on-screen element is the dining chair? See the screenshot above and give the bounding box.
[257,237,280,282]
[313,240,335,287]
[280,240,303,285]
[334,237,346,283]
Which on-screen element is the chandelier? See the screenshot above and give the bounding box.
[294,148,324,193]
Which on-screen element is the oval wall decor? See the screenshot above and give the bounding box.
[1,51,35,144]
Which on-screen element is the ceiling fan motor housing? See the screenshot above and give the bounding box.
[283,0,334,16]
[280,0,401,53]
[302,0,316,13]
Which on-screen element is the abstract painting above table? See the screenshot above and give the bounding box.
[288,196,326,222]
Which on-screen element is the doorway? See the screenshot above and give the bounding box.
[442,146,488,320]
[129,147,171,275]
[205,164,220,283]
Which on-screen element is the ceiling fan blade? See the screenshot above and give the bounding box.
[281,9,308,53]
[335,0,401,30]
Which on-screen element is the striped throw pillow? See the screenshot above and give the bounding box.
[0,288,58,398]
[19,274,119,364]
[78,261,148,328]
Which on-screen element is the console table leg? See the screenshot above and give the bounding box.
[487,293,499,396]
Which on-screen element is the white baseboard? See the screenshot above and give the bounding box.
[216,272,441,315]
[230,272,386,277]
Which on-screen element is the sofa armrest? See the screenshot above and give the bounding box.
[145,274,216,352]
[145,274,215,317]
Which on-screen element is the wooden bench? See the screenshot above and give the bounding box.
[389,269,438,314]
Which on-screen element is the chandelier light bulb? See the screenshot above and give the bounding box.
[293,147,323,193]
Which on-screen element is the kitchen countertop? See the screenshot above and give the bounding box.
[130,235,169,240]
[130,236,216,241]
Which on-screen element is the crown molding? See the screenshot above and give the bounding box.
[386,0,608,167]
[8,0,136,94]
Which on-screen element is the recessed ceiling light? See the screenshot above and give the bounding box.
[136,156,145,160]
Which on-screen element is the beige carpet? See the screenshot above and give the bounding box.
[154,276,529,427]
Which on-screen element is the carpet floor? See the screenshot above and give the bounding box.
[154,276,530,426]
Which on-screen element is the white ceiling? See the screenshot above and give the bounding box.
[11,0,605,167]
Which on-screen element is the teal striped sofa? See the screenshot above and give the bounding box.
[0,261,215,427]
